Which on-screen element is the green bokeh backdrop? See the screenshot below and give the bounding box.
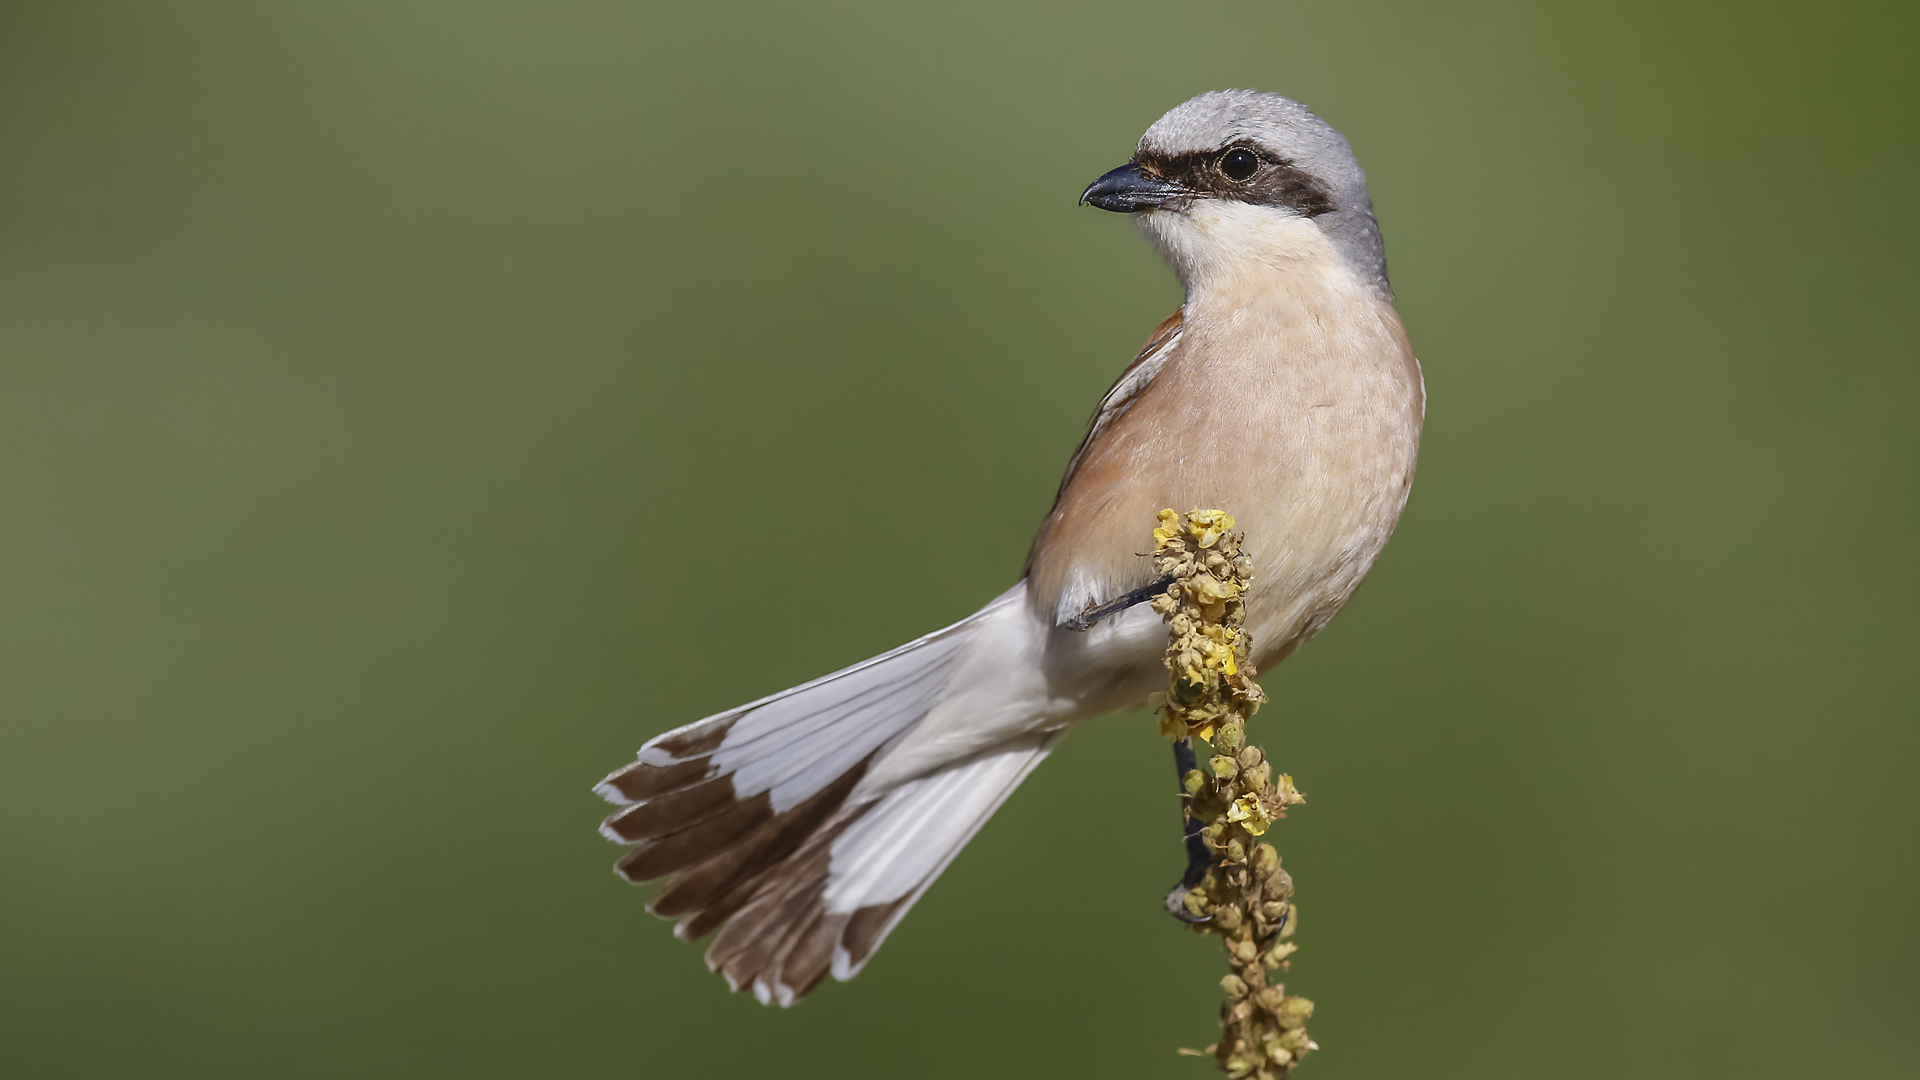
[2,2,1915,1076]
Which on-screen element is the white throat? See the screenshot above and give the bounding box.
[1135,201,1363,303]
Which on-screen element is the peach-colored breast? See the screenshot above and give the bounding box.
[1027,289,1423,668]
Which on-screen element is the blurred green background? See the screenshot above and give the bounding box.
[2,1,1915,1076]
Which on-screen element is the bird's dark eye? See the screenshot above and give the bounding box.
[1218,147,1259,183]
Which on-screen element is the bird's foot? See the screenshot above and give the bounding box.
[1165,883,1211,923]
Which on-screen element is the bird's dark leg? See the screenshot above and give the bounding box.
[1068,574,1209,918]
[1164,737,1214,922]
[1062,573,1177,632]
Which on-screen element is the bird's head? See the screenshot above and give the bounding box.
[1081,90,1390,300]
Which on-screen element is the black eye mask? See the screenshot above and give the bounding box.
[1136,146,1337,218]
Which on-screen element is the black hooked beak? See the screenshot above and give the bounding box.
[1079,162,1191,213]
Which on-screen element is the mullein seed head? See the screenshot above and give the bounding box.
[1152,509,1315,1076]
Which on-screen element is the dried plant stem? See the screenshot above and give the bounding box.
[1150,509,1316,1078]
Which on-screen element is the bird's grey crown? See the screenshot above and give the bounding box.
[1141,90,1390,299]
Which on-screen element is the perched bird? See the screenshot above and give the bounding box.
[595,90,1424,1006]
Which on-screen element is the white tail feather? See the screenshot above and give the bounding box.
[597,588,1027,814]
[822,732,1059,981]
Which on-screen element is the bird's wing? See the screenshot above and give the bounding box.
[1047,307,1184,507]
[1022,307,1184,609]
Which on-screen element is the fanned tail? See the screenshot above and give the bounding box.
[595,587,1053,1004]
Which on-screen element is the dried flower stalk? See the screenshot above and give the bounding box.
[1150,509,1316,1078]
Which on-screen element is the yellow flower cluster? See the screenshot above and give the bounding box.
[1151,509,1316,1079]
[1150,509,1266,743]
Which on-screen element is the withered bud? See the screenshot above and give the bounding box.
[1252,844,1279,875]
[1243,762,1271,791]
[1215,719,1245,753]
[1264,869,1294,900]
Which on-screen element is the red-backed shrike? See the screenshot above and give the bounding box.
[596,90,1424,1005]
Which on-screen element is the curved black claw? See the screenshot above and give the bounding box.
[1165,883,1211,923]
